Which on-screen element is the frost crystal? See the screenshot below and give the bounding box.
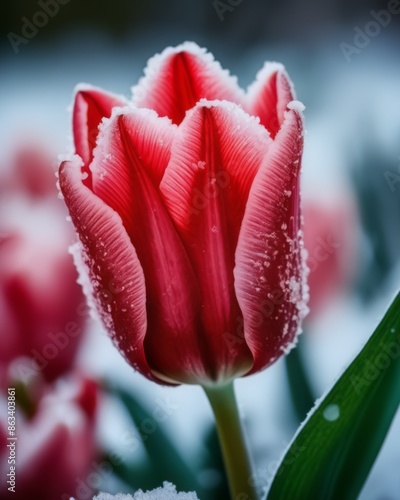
[287,100,306,113]
[69,242,100,323]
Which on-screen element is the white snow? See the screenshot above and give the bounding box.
[246,61,289,102]
[131,41,245,104]
[73,82,129,107]
[91,482,199,500]
[69,242,100,323]
[287,100,306,113]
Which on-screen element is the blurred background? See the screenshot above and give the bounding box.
[1,1,400,499]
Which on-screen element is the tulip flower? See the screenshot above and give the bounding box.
[0,228,86,386]
[0,136,88,385]
[59,42,307,499]
[0,377,98,500]
[0,231,86,385]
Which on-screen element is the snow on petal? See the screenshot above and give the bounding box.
[72,84,127,186]
[246,63,296,138]
[132,42,245,124]
[58,155,158,383]
[234,104,309,375]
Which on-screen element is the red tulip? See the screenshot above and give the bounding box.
[59,43,308,385]
[0,134,89,385]
[0,227,86,386]
[0,377,98,500]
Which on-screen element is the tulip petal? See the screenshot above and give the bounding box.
[234,103,309,375]
[59,156,159,383]
[90,110,211,384]
[246,63,295,138]
[133,42,245,124]
[161,101,272,381]
[91,107,176,193]
[73,85,126,186]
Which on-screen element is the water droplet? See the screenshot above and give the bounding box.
[323,404,340,422]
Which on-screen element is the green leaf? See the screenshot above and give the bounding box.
[106,384,205,495]
[284,335,316,424]
[268,291,400,500]
[102,452,156,491]
[199,424,230,499]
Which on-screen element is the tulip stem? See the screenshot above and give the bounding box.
[203,381,258,500]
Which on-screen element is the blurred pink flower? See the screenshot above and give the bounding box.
[0,140,58,200]
[0,139,87,386]
[0,230,86,385]
[0,376,98,500]
[303,199,356,320]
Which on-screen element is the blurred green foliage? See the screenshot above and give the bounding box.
[352,133,400,302]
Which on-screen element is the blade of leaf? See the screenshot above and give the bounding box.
[199,424,230,499]
[268,291,400,500]
[101,452,159,491]
[107,384,205,496]
[284,335,316,424]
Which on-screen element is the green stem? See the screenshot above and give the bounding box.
[203,381,258,500]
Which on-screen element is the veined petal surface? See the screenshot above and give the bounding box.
[161,101,272,380]
[89,109,212,384]
[73,86,126,186]
[59,156,157,382]
[234,103,308,375]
